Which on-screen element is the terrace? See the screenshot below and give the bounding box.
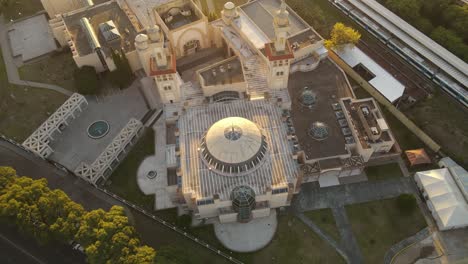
[157,1,203,31]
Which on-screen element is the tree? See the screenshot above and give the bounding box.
[385,0,422,23]
[430,26,468,62]
[396,194,417,215]
[110,49,134,89]
[75,206,152,264]
[74,66,99,95]
[0,167,156,263]
[325,23,361,50]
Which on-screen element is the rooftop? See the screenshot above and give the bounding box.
[288,59,353,161]
[334,46,405,103]
[63,1,138,56]
[341,98,393,149]
[240,0,308,40]
[178,99,299,200]
[156,0,203,30]
[199,56,245,86]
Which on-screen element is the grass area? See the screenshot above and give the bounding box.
[191,214,345,264]
[365,163,403,181]
[405,91,468,168]
[0,46,67,141]
[0,0,44,21]
[304,209,340,242]
[346,198,427,263]
[19,51,78,92]
[107,129,155,210]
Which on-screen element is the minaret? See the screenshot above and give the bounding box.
[273,0,290,52]
[222,2,238,25]
[265,0,294,90]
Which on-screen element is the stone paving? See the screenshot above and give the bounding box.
[294,177,415,211]
[384,227,430,264]
[214,210,278,253]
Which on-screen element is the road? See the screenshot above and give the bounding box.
[0,139,229,263]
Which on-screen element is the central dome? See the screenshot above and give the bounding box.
[200,117,268,175]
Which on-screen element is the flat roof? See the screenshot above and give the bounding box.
[199,57,244,86]
[345,0,468,88]
[288,59,354,161]
[335,46,405,103]
[156,1,202,30]
[240,0,308,40]
[63,1,138,56]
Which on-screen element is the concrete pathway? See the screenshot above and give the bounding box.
[293,177,417,264]
[0,16,72,96]
[295,212,350,263]
[214,210,277,252]
[332,206,363,264]
[384,228,430,264]
[294,177,415,211]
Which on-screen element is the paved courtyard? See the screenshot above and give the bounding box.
[49,82,149,171]
[214,209,278,252]
[8,14,57,62]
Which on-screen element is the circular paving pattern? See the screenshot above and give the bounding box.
[87,120,110,139]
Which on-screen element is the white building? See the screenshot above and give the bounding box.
[415,158,468,230]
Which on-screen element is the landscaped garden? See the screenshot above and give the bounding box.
[346,197,427,263]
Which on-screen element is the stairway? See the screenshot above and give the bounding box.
[244,56,269,98]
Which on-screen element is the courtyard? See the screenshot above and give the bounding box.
[47,83,149,171]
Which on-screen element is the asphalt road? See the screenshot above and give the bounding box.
[0,139,229,264]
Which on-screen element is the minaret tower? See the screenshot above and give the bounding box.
[265,0,294,90]
[273,0,290,52]
[135,7,181,104]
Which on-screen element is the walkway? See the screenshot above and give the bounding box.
[293,177,417,264]
[383,228,430,264]
[0,16,72,96]
[294,177,415,211]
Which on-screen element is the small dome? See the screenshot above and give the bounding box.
[300,87,317,107]
[274,1,289,27]
[309,122,330,140]
[135,34,149,43]
[224,2,235,10]
[231,186,256,222]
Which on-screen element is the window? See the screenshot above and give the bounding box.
[276,71,284,76]
[279,60,283,66]
[157,53,162,60]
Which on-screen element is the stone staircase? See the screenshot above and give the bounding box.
[244,56,269,98]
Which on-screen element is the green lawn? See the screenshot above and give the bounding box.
[19,51,78,92]
[0,0,45,21]
[0,46,67,142]
[304,208,340,242]
[405,91,468,168]
[191,214,345,264]
[106,129,155,210]
[346,198,427,263]
[365,163,403,181]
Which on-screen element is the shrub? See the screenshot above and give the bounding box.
[74,66,99,95]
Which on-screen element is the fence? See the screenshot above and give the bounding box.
[0,134,244,264]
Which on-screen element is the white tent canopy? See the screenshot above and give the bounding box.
[415,168,468,230]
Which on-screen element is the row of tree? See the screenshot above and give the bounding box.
[0,167,156,264]
[381,0,468,62]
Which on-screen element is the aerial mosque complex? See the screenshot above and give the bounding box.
[26,0,398,251]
